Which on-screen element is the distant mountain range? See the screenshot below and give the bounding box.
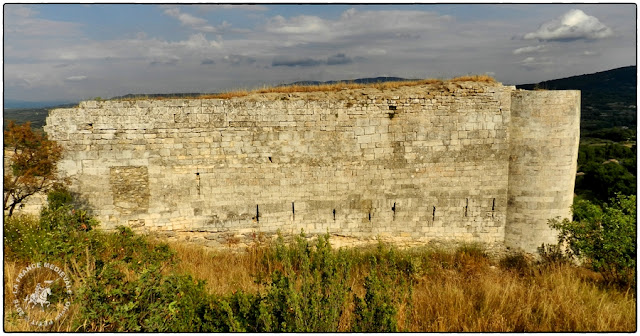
[282,76,411,86]
[516,66,636,132]
[110,93,205,100]
[4,99,76,109]
[108,77,414,100]
[4,66,636,133]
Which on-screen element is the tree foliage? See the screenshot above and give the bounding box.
[548,195,636,288]
[576,142,637,203]
[578,162,636,201]
[3,121,63,216]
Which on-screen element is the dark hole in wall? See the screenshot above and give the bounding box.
[254,204,259,222]
[465,198,468,217]
[195,172,201,195]
[292,202,295,220]
[333,209,336,221]
[388,106,397,119]
[433,207,436,221]
[392,202,396,220]
[268,157,272,163]
[492,198,496,217]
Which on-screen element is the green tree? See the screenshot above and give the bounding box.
[578,161,636,201]
[3,121,64,216]
[549,195,636,287]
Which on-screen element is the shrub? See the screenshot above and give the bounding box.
[4,187,99,265]
[198,232,356,332]
[350,241,417,331]
[548,195,636,288]
[500,252,532,275]
[75,263,209,332]
[537,243,570,266]
[256,233,352,332]
[6,193,419,332]
[352,270,399,332]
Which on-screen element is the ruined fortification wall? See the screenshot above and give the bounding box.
[44,82,579,252]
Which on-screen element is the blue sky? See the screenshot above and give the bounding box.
[3,3,636,102]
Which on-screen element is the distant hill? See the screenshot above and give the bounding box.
[283,76,412,87]
[110,93,205,100]
[4,99,75,109]
[517,66,636,132]
[3,103,77,131]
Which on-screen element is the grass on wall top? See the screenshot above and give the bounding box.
[200,75,496,99]
[112,75,497,102]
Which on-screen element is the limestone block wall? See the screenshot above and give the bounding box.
[43,81,579,252]
[505,90,580,252]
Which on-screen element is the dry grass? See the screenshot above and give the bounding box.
[152,75,496,101]
[450,74,496,83]
[167,241,635,332]
[4,259,82,332]
[410,263,635,332]
[5,239,635,332]
[165,241,265,295]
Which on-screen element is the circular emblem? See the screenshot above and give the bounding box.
[11,262,73,328]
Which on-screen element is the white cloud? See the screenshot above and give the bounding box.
[163,6,218,33]
[4,4,82,37]
[209,4,269,11]
[272,53,354,67]
[9,32,223,65]
[519,56,553,70]
[181,33,223,49]
[3,5,636,102]
[6,71,45,89]
[524,9,613,41]
[267,15,328,35]
[263,8,451,45]
[65,75,87,81]
[512,45,548,55]
[6,4,38,18]
[367,48,387,55]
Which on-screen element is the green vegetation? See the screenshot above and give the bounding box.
[3,108,49,132]
[575,141,636,204]
[4,189,412,332]
[548,195,636,288]
[3,103,76,132]
[582,126,636,143]
[4,189,635,332]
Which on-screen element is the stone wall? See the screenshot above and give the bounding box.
[43,81,580,253]
[506,90,581,252]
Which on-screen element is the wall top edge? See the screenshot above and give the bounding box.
[512,90,581,96]
[65,81,517,110]
[60,84,578,111]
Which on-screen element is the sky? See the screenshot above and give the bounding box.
[3,3,637,103]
